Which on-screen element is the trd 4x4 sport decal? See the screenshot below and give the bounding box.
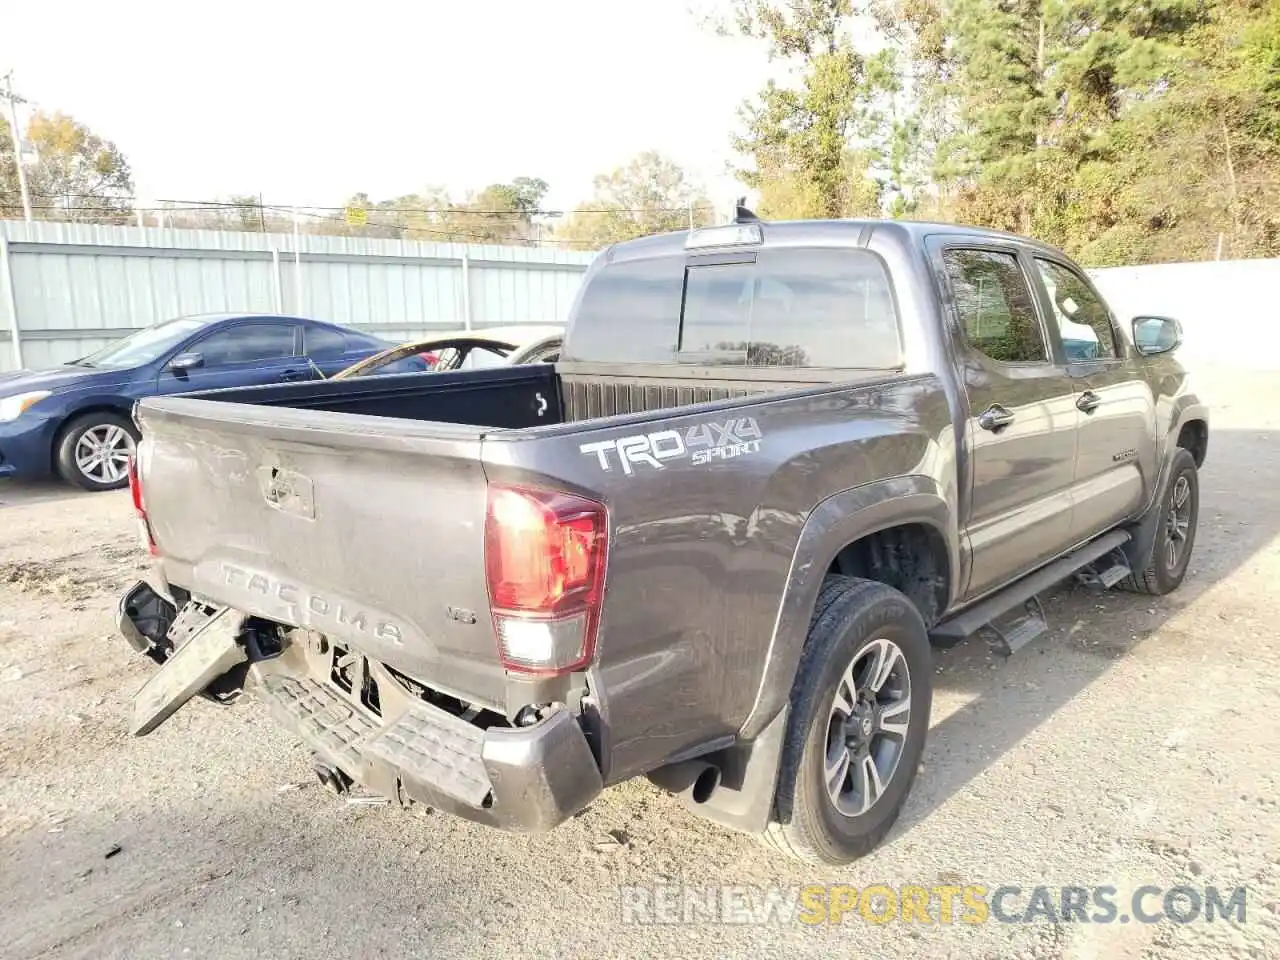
[579,417,763,475]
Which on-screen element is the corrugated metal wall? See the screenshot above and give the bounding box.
[0,221,595,371]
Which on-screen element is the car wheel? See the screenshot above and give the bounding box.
[1122,447,1199,595]
[55,412,139,492]
[762,576,933,865]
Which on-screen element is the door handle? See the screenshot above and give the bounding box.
[1076,390,1101,414]
[279,369,304,382]
[978,403,1016,432]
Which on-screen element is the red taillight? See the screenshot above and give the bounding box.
[484,484,608,675]
[127,456,143,512]
[128,455,159,556]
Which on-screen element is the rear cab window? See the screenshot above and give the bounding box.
[567,246,902,372]
[566,257,685,363]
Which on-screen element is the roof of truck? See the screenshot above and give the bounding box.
[601,217,1069,263]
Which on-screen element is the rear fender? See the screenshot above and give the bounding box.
[738,475,956,741]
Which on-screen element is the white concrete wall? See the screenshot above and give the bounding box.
[1090,259,1280,371]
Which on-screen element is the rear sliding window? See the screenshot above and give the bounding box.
[566,247,901,369]
[565,257,685,363]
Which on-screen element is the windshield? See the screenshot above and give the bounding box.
[72,317,212,369]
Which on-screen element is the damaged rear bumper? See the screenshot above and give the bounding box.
[116,580,603,833]
[253,669,603,832]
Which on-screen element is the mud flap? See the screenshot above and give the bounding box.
[130,607,247,736]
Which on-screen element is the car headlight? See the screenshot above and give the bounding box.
[0,391,52,422]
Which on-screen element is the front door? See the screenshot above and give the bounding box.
[1029,256,1156,542]
[935,243,1081,600]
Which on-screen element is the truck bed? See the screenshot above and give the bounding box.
[130,362,802,713]
[180,362,782,429]
[183,364,567,429]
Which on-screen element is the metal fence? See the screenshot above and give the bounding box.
[0,221,595,371]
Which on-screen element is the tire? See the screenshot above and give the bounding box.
[763,576,933,865]
[54,411,139,492]
[1121,447,1199,596]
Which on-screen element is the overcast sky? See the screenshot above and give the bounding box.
[2,0,777,213]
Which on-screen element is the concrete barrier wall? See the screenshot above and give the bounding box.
[1090,259,1280,371]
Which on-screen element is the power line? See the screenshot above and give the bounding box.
[37,193,721,218]
[1,185,725,247]
[0,203,597,246]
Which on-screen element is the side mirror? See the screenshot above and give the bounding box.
[1131,316,1182,356]
[168,351,204,373]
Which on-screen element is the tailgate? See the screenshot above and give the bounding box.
[133,395,505,709]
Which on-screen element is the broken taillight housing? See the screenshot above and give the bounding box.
[484,484,609,675]
[127,455,159,556]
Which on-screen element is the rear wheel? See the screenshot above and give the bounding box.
[55,412,138,492]
[1122,447,1199,596]
[763,576,933,865]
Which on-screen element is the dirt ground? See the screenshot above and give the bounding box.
[1,364,1277,960]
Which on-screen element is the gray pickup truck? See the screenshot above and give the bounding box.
[117,213,1207,865]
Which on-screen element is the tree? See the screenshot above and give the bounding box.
[0,110,133,222]
[926,0,1249,258]
[933,0,1050,234]
[326,179,551,244]
[226,194,267,232]
[725,0,1278,262]
[440,177,549,244]
[725,0,895,219]
[1066,0,1280,263]
[554,151,714,249]
[509,176,550,217]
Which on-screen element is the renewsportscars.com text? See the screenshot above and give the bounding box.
[618,883,1250,926]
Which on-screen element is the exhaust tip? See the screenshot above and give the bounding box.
[691,764,720,804]
[313,760,352,796]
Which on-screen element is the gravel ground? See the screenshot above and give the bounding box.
[1,364,1278,960]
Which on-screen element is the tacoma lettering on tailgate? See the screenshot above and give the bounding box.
[211,562,406,646]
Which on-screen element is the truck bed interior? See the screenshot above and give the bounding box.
[185,363,778,430]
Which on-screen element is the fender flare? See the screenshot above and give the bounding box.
[737,475,957,741]
[1123,402,1209,571]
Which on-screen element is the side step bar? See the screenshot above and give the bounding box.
[930,529,1132,653]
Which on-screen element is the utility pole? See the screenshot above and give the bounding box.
[1,71,33,222]
[292,206,303,312]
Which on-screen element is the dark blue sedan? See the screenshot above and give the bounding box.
[0,312,399,491]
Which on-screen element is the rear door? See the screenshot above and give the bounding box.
[1029,256,1156,542]
[933,241,1080,600]
[156,321,305,395]
[303,324,377,378]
